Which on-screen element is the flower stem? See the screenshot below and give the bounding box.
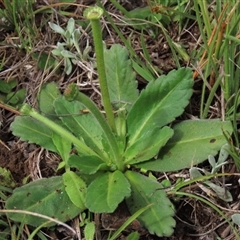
[64,84,124,172]
[84,7,116,133]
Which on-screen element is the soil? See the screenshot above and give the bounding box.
[0,0,240,239]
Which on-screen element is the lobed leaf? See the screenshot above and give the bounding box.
[63,89,121,162]
[10,116,57,153]
[85,170,131,213]
[126,68,193,148]
[124,126,173,164]
[54,97,108,160]
[6,176,82,227]
[125,171,175,237]
[52,131,72,162]
[137,119,233,172]
[104,44,139,112]
[63,171,87,209]
[68,154,108,174]
[38,82,60,117]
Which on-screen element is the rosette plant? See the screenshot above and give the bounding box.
[6,6,232,237]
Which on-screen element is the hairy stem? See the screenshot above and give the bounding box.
[64,84,124,172]
[84,7,116,132]
[20,104,96,156]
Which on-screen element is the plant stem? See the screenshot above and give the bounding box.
[20,104,96,156]
[84,7,116,133]
[64,84,124,172]
[96,0,157,80]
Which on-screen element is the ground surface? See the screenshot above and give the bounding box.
[0,0,240,239]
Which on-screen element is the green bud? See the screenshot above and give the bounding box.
[83,6,103,20]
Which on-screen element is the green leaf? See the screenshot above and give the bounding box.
[126,68,193,148]
[73,29,81,54]
[7,89,26,105]
[104,44,139,112]
[0,79,13,93]
[61,50,76,59]
[65,30,72,42]
[232,214,240,225]
[85,171,131,213]
[6,176,82,227]
[125,171,175,237]
[66,18,75,35]
[8,78,18,89]
[48,22,65,35]
[10,116,58,153]
[64,58,73,75]
[210,143,229,173]
[137,119,233,172]
[54,97,108,160]
[127,7,151,19]
[115,111,127,144]
[68,154,108,174]
[126,232,140,240]
[31,52,58,71]
[52,131,72,162]
[38,82,61,117]
[63,88,121,163]
[80,171,105,186]
[124,126,173,164]
[52,48,63,56]
[84,222,95,240]
[0,167,16,188]
[63,171,87,209]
